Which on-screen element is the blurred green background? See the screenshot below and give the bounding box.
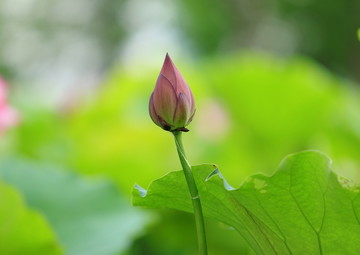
[0,0,360,254]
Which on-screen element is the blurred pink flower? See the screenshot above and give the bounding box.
[0,77,20,133]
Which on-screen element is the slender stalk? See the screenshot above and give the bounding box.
[172,131,208,255]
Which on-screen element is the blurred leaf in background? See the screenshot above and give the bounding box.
[199,53,360,184]
[0,181,62,255]
[0,159,149,255]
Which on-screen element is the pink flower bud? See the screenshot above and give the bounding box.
[149,54,195,132]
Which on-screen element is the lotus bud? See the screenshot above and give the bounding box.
[149,54,195,132]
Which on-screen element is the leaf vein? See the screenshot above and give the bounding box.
[254,191,293,255]
[289,159,323,255]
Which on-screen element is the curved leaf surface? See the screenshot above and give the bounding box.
[133,151,360,255]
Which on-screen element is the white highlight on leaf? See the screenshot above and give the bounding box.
[337,176,360,193]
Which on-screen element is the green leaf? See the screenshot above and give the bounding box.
[0,181,62,255]
[0,159,149,255]
[133,151,360,254]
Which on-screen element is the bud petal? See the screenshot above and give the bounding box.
[173,93,191,128]
[149,93,160,126]
[160,54,177,87]
[186,109,196,126]
[152,74,177,125]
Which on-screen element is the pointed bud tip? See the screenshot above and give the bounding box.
[163,53,173,66]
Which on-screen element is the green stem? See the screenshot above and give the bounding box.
[172,131,208,255]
